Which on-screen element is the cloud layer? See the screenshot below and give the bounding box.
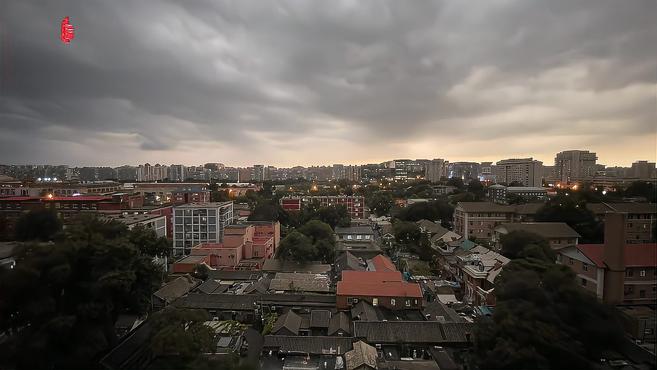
[1,0,655,167]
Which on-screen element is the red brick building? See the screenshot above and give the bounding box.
[336,270,423,310]
[280,195,366,219]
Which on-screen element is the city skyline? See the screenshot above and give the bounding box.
[1,150,655,169]
[2,1,656,168]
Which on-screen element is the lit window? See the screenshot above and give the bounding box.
[390,299,395,306]
[640,270,646,277]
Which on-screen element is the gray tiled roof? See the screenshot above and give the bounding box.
[496,222,580,238]
[328,312,352,336]
[263,335,353,355]
[272,310,302,335]
[353,321,475,344]
[310,310,331,328]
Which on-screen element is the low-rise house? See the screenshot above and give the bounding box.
[272,310,303,336]
[269,272,332,294]
[493,222,580,250]
[345,340,378,370]
[351,300,381,321]
[262,335,353,356]
[337,270,423,310]
[456,246,510,305]
[152,275,199,309]
[367,254,397,272]
[586,203,656,244]
[352,321,475,347]
[488,185,548,204]
[335,251,367,276]
[328,311,352,336]
[453,202,542,241]
[557,212,657,305]
[262,259,332,274]
[336,225,375,242]
[309,310,331,336]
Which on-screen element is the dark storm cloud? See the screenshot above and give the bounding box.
[1,0,655,166]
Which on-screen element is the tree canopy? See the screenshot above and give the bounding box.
[0,216,167,370]
[14,208,62,241]
[473,237,624,370]
[275,220,337,263]
[367,191,394,216]
[536,197,603,243]
[396,200,454,227]
[499,230,554,260]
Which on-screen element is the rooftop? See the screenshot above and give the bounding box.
[338,271,422,298]
[263,335,353,355]
[369,254,397,272]
[101,213,164,225]
[174,201,233,208]
[335,225,375,235]
[496,222,581,239]
[269,272,331,293]
[586,202,657,214]
[263,259,332,273]
[353,321,475,344]
[576,243,657,268]
[153,275,199,304]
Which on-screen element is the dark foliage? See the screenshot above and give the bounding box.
[15,209,62,241]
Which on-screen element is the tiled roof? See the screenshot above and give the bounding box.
[369,254,397,272]
[456,202,516,213]
[153,275,199,303]
[263,335,353,355]
[272,310,302,335]
[310,310,331,328]
[345,340,377,370]
[263,259,332,273]
[335,251,366,273]
[335,226,374,235]
[269,272,331,293]
[353,321,475,344]
[327,312,351,336]
[338,271,422,298]
[576,243,657,268]
[586,203,657,215]
[422,301,462,323]
[416,219,448,235]
[351,300,380,322]
[496,222,581,238]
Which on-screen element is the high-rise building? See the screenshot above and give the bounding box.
[630,161,656,180]
[115,166,137,181]
[251,165,266,182]
[345,165,361,182]
[172,201,234,255]
[426,159,448,183]
[448,162,481,180]
[494,158,543,186]
[554,150,598,183]
[137,163,168,182]
[480,162,495,182]
[168,165,187,182]
[332,164,345,180]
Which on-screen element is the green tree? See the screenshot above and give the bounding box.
[14,208,62,241]
[368,191,394,216]
[315,205,351,229]
[622,181,656,202]
[393,221,422,244]
[396,200,454,227]
[297,220,335,245]
[472,242,624,370]
[150,308,216,359]
[129,224,171,257]
[467,179,485,200]
[275,231,317,263]
[0,218,163,370]
[536,197,603,243]
[500,230,554,260]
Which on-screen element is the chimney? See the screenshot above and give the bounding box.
[602,212,626,304]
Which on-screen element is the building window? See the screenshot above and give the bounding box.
[569,258,574,265]
[372,298,378,306]
[626,270,634,277]
[640,270,646,277]
[581,278,587,286]
[639,290,646,298]
[583,264,588,271]
[390,299,395,306]
[405,300,410,307]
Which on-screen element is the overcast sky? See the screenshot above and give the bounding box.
[1,0,655,167]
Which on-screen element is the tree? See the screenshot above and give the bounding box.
[472,241,624,370]
[505,193,527,205]
[275,231,317,263]
[447,177,465,189]
[396,200,454,227]
[150,308,216,359]
[368,191,394,216]
[315,205,350,229]
[0,218,163,370]
[248,201,289,223]
[128,224,171,257]
[500,230,554,260]
[393,221,422,244]
[536,197,603,243]
[297,220,335,245]
[622,181,656,202]
[14,208,62,241]
[467,180,485,200]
